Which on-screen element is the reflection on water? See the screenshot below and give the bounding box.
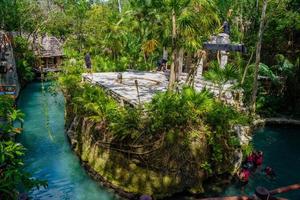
[18,82,114,200]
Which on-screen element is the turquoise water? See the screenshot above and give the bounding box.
[17,82,300,199]
[223,126,300,199]
[18,82,114,200]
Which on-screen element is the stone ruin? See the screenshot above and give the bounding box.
[0,31,20,98]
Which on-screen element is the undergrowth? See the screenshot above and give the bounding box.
[58,65,250,173]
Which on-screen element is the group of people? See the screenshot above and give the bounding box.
[238,151,276,187]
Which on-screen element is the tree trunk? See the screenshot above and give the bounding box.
[177,48,184,79]
[118,0,122,13]
[168,9,177,90]
[241,50,254,85]
[250,0,268,113]
[185,53,192,73]
[163,47,168,60]
[196,50,206,77]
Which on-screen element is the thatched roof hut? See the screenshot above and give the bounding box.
[33,35,64,73]
[34,36,63,58]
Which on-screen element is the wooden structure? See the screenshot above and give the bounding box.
[0,31,19,98]
[198,184,300,200]
[33,35,63,73]
[203,22,246,69]
[82,71,241,107]
[203,33,246,68]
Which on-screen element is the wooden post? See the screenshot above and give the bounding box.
[270,184,300,195]
[135,79,141,105]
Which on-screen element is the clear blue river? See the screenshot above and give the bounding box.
[18,82,114,200]
[18,82,300,199]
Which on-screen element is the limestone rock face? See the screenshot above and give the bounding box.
[234,125,252,146]
[66,115,209,199]
[64,101,245,199]
[232,125,252,173]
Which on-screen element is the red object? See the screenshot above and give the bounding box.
[240,169,250,182]
[255,156,263,166]
[247,154,254,163]
[265,167,272,175]
[243,170,250,181]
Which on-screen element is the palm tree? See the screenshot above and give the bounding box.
[8,109,25,128]
[204,62,238,99]
[163,0,219,90]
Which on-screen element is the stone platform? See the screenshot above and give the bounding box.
[82,71,238,106]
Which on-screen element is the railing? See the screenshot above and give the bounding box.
[198,184,300,200]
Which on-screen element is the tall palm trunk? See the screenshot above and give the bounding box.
[118,0,122,13]
[177,48,184,79]
[250,0,268,113]
[196,50,206,77]
[168,9,177,90]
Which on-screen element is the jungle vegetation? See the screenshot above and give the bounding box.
[0,95,47,199]
[1,0,299,116]
[0,0,299,198]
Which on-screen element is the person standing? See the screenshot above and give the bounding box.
[84,52,93,81]
[84,52,92,72]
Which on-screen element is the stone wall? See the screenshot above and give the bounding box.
[66,115,209,199]
[64,101,250,199]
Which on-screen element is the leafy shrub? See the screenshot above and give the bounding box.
[13,36,35,83]
[147,88,214,132]
[0,141,47,199]
[59,67,249,174]
[0,95,47,199]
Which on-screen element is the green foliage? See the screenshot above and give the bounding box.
[48,0,221,72]
[0,95,14,118]
[147,88,214,132]
[60,69,249,172]
[0,141,47,199]
[14,36,35,83]
[259,63,278,82]
[241,143,253,157]
[256,94,284,116]
[203,100,249,168]
[200,161,212,175]
[204,62,239,98]
[0,95,47,199]
[0,0,44,32]
[255,55,298,116]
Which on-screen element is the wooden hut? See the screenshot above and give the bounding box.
[34,36,63,73]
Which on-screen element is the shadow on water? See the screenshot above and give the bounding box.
[17,81,115,200]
